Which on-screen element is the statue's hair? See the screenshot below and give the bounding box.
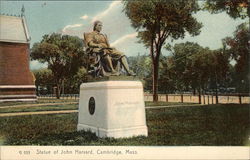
[93,20,102,31]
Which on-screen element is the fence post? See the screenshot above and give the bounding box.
[239,95,242,104]
[166,94,168,102]
[181,94,183,103]
[216,94,219,104]
[208,95,210,104]
[198,94,201,104]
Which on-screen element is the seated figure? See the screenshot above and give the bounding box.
[84,20,135,77]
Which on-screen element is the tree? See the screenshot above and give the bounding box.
[123,0,202,101]
[159,42,230,103]
[128,54,151,78]
[32,68,54,95]
[170,42,205,93]
[160,42,210,97]
[63,67,88,94]
[208,49,230,103]
[224,23,249,93]
[158,56,177,93]
[31,33,85,99]
[203,0,249,93]
[204,0,249,19]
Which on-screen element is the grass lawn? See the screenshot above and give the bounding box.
[0,104,249,146]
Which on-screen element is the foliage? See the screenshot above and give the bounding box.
[128,54,152,90]
[158,42,230,95]
[204,0,249,19]
[0,104,249,145]
[203,0,249,93]
[63,67,88,94]
[128,54,152,79]
[224,23,249,93]
[164,42,205,93]
[123,0,202,101]
[32,68,54,95]
[32,67,88,95]
[31,33,85,98]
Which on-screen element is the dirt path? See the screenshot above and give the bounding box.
[0,104,205,117]
[146,104,204,109]
[0,102,78,109]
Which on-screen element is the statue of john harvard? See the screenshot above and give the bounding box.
[84,20,135,77]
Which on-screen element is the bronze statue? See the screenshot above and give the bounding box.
[84,20,135,77]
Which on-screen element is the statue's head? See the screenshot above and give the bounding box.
[93,20,102,32]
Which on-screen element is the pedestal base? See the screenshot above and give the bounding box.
[77,124,148,138]
[77,80,148,138]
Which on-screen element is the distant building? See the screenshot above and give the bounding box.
[0,9,37,102]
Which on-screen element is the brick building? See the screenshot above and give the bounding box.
[0,13,37,102]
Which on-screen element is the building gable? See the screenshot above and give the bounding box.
[0,15,30,43]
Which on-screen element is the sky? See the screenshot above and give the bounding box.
[0,1,247,70]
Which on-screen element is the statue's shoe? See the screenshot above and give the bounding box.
[111,71,120,76]
[128,70,136,76]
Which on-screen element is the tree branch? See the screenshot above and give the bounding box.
[161,30,170,44]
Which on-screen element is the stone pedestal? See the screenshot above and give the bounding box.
[77,80,148,138]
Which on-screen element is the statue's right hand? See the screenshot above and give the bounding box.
[99,43,109,48]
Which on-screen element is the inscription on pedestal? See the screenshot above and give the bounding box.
[114,101,140,108]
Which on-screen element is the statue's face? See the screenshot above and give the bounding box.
[95,22,102,32]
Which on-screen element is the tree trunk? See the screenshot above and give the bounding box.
[215,74,219,104]
[56,83,61,99]
[62,79,65,95]
[152,60,159,102]
[198,87,201,104]
[36,85,39,96]
[193,88,196,95]
[215,87,218,104]
[150,38,159,102]
[203,90,206,104]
